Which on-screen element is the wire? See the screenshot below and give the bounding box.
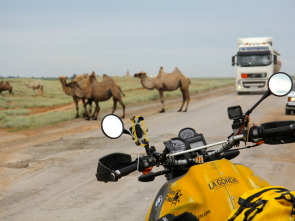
[136,151,149,201]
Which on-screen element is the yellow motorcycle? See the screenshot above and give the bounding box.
[96,72,295,221]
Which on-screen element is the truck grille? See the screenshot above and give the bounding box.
[243,81,265,88]
[246,73,267,78]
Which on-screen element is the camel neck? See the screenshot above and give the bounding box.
[60,80,72,96]
[141,76,154,90]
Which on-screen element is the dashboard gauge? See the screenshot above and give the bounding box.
[178,128,197,139]
[168,138,187,153]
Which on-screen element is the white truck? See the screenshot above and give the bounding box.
[232,37,282,94]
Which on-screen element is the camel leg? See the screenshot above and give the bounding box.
[183,90,190,112]
[82,99,90,118]
[82,99,90,120]
[93,101,100,120]
[85,99,93,117]
[118,98,125,118]
[73,97,79,118]
[178,89,186,112]
[88,99,93,117]
[159,90,165,113]
[112,97,117,114]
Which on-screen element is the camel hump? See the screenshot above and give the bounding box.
[89,72,98,82]
[159,66,165,74]
[173,67,184,75]
[90,71,96,78]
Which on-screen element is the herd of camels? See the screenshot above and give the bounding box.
[59,67,191,119]
[1,67,191,119]
[0,81,44,95]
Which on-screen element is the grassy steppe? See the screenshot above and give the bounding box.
[0,76,234,131]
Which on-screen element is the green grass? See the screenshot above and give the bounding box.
[0,76,234,131]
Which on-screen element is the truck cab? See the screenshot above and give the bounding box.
[232,37,281,94]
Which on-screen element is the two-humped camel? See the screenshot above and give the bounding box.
[59,75,92,118]
[66,72,125,119]
[25,81,43,95]
[134,67,190,112]
[0,81,13,95]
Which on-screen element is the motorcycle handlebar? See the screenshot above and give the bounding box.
[110,163,138,181]
[252,124,295,140]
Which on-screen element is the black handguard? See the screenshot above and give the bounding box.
[138,156,155,172]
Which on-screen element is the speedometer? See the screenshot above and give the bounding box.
[168,138,187,153]
[178,128,196,139]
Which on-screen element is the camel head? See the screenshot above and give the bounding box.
[65,80,77,88]
[134,71,147,79]
[59,76,68,83]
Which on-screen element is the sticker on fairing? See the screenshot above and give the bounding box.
[166,188,182,205]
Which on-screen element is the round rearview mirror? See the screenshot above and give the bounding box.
[268,72,293,97]
[101,114,124,139]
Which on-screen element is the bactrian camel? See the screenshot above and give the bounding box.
[0,81,13,95]
[66,72,125,120]
[59,75,92,118]
[134,67,190,112]
[25,81,43,95]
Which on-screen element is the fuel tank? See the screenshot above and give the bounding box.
[146,159,270,221]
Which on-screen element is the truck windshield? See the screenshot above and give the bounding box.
[237,54,271,67]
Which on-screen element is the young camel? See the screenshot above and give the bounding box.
[59,75,92,118]
[25,81,43,95]
[134,67,190,112]
[66,72,125,120]
[0,81,13,95]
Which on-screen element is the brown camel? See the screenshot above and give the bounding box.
[0,81,13,95]
[66,72,125,120]
[25,81,43,95]
[59,75,92,118]
[134,67,190,112]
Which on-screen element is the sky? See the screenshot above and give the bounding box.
[1,0,295,78]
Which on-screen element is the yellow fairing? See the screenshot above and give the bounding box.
[146,159,270,221]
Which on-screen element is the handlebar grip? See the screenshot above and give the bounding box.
[111,163,138,180]
[250,123,295,142]
[262,124,295,137]
[254,124,295,139]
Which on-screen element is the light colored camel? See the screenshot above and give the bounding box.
[25,81,43,95]
[59,75,92,118]
[0,81,13,95]
[134,67,190,112]
[66,72,125,119]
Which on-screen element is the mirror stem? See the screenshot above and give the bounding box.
[245,90,271,117]
[123,129,131,135]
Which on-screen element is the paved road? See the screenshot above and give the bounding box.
[1,87,294,221]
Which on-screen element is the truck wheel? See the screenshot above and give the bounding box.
[285,109,291,115]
